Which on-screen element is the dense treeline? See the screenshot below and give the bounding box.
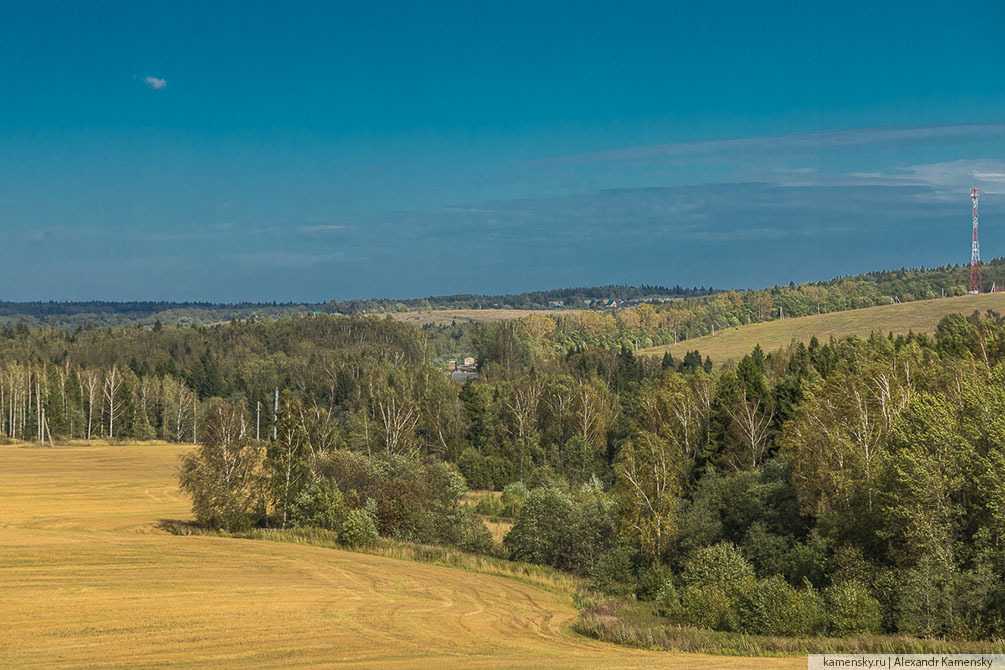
[6,259,1005,331]
[8,301,1005,643]
[0,286,707,328]
[0,301,309,329]
[0,317,427,442]
[326,284,712,314]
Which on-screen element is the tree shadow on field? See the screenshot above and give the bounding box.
[157,519,203,535]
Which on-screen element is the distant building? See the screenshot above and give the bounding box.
[447,360,457,371]
[463,356,475,367]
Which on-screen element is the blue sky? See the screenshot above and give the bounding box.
[2,1,1005,301]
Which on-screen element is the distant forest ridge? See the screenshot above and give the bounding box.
[1,258,1002,328]
[0,285,713,327]
[329,284,715,313]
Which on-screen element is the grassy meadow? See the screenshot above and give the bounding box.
[639,292,1005,363]
[0,443,802,669]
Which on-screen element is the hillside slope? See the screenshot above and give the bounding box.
[639,293,1005,363]
[0,444,799,669]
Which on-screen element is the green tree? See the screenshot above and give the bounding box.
[616,430,686,562]
[178,399,265,531]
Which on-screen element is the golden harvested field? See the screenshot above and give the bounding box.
[0,443,802,669]
[640,293,1005,364]
[389,309,579,326]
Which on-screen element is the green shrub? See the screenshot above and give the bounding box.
[289,476,347,531]
[500,481,529,517]
[741,575,826,637]
[525,465,566,490]
[682,542,756,598]
[473,493,504,517]
[340,508,379,547]
[676,543,758,632]
[590,544,636,596]
[485,455,516,489]
[503,487,574,566]
[636,563,674,602]
[457,514,495,554]
[680,583,738,631]
[653,578,683,619]
[564,494,619,575]
[827,579,883,635]
[457,448,494,490]
[376,479,418,537]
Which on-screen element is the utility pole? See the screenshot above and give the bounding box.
[256,401,261,441]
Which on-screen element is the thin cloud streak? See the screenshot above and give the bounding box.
[532,123,1005,167]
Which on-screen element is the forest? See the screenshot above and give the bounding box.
[4,295,1005,644]
[4,258,1005,330]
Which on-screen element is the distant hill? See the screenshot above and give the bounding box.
[639,292,1005,363]
[0,301,310,329]
[0,285,712,328]
[4,258,1005,330]
[325,284,714,314]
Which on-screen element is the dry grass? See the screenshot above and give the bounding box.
[484,519,514,544]
[388,308,579,326]
[575,599,1005,656]
[640,293,1005,363]
[0,443,803,669]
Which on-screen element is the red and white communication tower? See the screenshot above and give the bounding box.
[970,187,982,294]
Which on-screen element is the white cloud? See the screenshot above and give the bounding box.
[143,76,167,90]
[972,171,1005,183]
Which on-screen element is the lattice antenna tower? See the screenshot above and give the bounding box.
[970,187,982,294]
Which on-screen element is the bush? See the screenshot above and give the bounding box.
[289,476,347,531]
[376,479,418,537]
[827,579,883,635]
[680,584,738,631]
[433,505,495,554]
[676,543,757,632]
[500,481,529,517]
[319,450,380,505]
[340,508,379,547]
[472,493,504,517]
[565,494,619,574]
[457,448,516,490]
[741,576,826,637]
[526,465,566,490]
[741,522,790,577]
[590,544,636,596]
[504,487,574,566]
[456,511,495,554]
[682,542,756,598]
[653,578,683,619]
[636,563,674,602]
